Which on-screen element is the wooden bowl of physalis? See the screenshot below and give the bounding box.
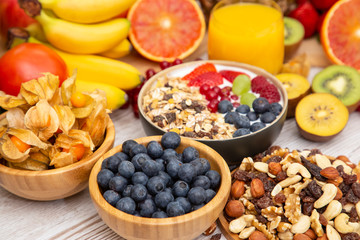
[89,134,231,240]
[0,73,115,201]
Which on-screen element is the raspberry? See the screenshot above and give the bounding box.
[219,70,250,83]
[259,84,281,103]
[182,63,217,81]
[188,71,223,87]
[251,75,270,93]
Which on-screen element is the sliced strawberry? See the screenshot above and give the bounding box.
[251,75,270,93]
[188,71,223,87]
[259,84,281,103]
[182,62,217,81]
[288,1,319,38]
[219,70,250,83]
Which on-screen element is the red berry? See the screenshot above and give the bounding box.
[182,63,217,81]
[145,68,156,80]
[310,0,338,10]
[188,71,223,87]
[230,95,239,101]
[251,75,270,93]
[199,84,210,95]
[172,58,183,66]
[132,104,139,118]
[288,1,319,38]
[220,96,231,102]
[205,89,218,101]
[316,11,327,33]
[232,102,240,108]
[160,61,171,70]
[219,70,250,83]
[212,86,221,95]
[258,84,280,104]
[221,86,232,96]
[207,101,218,113]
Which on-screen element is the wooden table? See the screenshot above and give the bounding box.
[1,38,359,240]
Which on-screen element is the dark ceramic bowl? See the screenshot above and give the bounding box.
[138,60,288,165]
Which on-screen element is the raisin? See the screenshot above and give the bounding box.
[342,233,360,240]
[308,149,322,156]
[307,180,323,198]
[339,197,348,206]
[301,156,327,181]
[336,165,345,177]
[317,206,327,214]
[233,169,252,182]
[302,196,316,203]
[302,202,314,216]
[346,189,360,204]
[165,112,176,123]
[265,145,281,155]
[340,182,352,195]
[299,190,307,200]
[210,233,222,240]
[274,193,286,204]
[349,207,360,222]
[253,153,264,162]
[266,155,282,164]
[254,204,262,215]
[263,178,276,192]
[352,182,360,198]
[343,173,357,185]
[163,94,173,100]
[257,173,268,182]
[281,215,290,223]
[183,131,196,138]
[275,171,287,182]
[319,214,328,226]
[256,214,268,224]
[256,196,273,209]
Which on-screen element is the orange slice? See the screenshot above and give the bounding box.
[128,0,206,62]
[321,0,360,69]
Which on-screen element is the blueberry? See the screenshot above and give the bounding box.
[187,187,206,205]
[158,171,172,187]
[147,176,165,195]
[192,175,211,189]
[155,191,174,209]
[133,211,141,217]
[178,163,197,183]
[191,158,211,176]
[116,197,136,215]
[205,170,221,189]
[129,144,147,158]
[260,111,276,123]
[175,197,192,213]
[103,190,121,206]
[155,158,165,171]
[233,128,251,137]
[224,111,240,124]
[122,184,133,198]
[166,201,185,217]
[270,102,283,115]
[114,152,130,161]
[101,158,109,169]
[131,153,151,171]
[205,189,217,203]
[217,100,233,113]
[246,111,258,121]
[122,139,137,155]
[161,149,180,162]
[192,203,205,211]
[109,176,128,193]
[234,115,250,129]
[118,161,135,179]
[139,199,157,217]
[147,141,164,159]
[250,122,266,132]
[161,132,181,149]
[164,187,172,194]
[172,180,189,197]
[181,147,199,163]
[166,159,182,178]
[131,172,149,186]
[97,169,114,190]
[252,97,270,113]
[142,159,160,177]
[106,155,122,173]
[130,184,148,202]
[236,104,250,114]
[152,211,168,218]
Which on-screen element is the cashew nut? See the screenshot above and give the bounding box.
[322,200,342,220]
[271,184,282,197]
[229,214,255,233]
[326,224,341,240]
[356,201,360,218]
[315,154,332,169]
[238,227,255,239]
[334,213,354,234]
[287,163,311,178]
[343,203,355,213]
[254,162,268,173]
[278,230,293,240]
[290,215,311,234]
[279,175,302,188]
[314,184,337,208]
[332,160,353,174]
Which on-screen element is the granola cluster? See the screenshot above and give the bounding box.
[225,146,360,240]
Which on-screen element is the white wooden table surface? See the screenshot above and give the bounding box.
[1,67,360,240]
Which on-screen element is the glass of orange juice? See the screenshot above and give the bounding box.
[208,0,284,74]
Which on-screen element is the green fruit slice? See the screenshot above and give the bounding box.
[284,17,304,61]
[232,75,251,96]
[240,92,256,107]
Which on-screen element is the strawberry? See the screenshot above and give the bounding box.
[219,70,250,83]
[288,1,319,38]
[251,75,270,93]
[188,71,223,87]
[182,62,217,81]
[258,84,280,103]
[310,0,338,10]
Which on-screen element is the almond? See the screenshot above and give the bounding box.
[250,178,265,198]
[249,230,267,240]
[320,167,339,180]
[203,222,216,236]
[336,155,356,169]
[304,229,317,240]
[225,200,244,218]
[268,162,282,175]
[317,234,328,240]
[294,233,312,240]
[334,187,343,200]
[327,176,343,186]
[231,180,245,199]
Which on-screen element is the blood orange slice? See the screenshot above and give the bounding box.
[127,0,206,62]
[321,0,360,69]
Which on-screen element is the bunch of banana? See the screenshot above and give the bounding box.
[16,0,141,110]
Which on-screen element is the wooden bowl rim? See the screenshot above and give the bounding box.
[89,135,232,226]
[138,60,288,142]
[0,113,115,176]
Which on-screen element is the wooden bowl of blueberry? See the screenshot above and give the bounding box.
[89,132,231,240]
[138,60,288,165]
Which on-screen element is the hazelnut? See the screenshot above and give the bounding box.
[231,180,245,199]
[334,187,343,200]
[320,167,339,180]
[268,162,282,175]
[249,230,267,240]
[304,229,317,240]
[294,233,312,240]
[250,178,265,198]
[225,200,244,218]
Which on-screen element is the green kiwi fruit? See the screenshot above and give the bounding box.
[284,17,305,62]
[312,65,360,112]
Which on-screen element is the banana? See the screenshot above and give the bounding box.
[38,0,136,24]
[99,38,132,59]
[75,80,127,110]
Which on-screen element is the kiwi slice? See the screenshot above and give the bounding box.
[276,73,310,118]
[284,17,305,62]
[295,93,349,142]
[312,65,360,112]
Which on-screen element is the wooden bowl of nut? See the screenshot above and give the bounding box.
[138,60,288,165]
[89,134,231,240]
[217,146,360,240]
[0,73,115,201]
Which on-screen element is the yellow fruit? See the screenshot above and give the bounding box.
[99,38,132,59]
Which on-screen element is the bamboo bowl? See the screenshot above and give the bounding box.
[89,136,231,240]
[0,114,115,201]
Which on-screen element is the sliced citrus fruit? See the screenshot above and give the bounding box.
[127,0,206,62]
[321,0,360,69]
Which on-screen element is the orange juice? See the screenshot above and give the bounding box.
[208,1,284,74]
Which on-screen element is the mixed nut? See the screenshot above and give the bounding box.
[225,146,360,240]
